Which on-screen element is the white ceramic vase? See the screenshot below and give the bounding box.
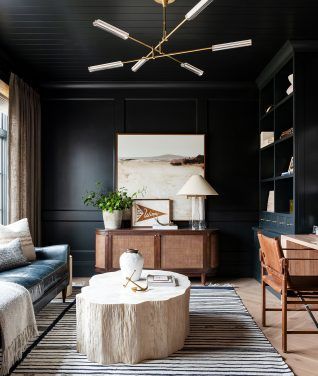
[102,210,122,229]
[119,249,144,281]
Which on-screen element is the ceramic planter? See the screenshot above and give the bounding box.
[102,210,122,229]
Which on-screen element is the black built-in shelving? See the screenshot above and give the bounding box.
[253,41,318,280]
[259,61,294,227]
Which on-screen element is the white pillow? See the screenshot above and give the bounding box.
[0,218,36,261]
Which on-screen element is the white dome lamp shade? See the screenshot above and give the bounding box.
[177,175,218,230]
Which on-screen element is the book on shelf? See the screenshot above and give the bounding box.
[267,190,275,212]
[260,131,274,148]
[147,274,177,287]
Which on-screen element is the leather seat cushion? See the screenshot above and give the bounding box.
[0,260,67,302]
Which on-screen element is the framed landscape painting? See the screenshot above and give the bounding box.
[117,134,205,220]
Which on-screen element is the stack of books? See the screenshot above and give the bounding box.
[147,274,177,287]
[152,224,178,230]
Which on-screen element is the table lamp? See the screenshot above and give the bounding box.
[177,174,218,230]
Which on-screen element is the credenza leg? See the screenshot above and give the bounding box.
[201,273,206,286]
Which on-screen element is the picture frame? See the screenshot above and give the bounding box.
[132,199,171,227]
[116,133,205,220]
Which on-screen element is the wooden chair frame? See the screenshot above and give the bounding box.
[259,233,318,352]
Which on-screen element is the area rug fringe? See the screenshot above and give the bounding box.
[0,324,37,376]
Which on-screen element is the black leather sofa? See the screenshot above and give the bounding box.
[0,244,70,312]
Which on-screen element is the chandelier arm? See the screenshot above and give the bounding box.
[157,50,182,63]
[155,39,252,60]
[128,36,154,51]
[166,55,181,63]
[153,46,212,58]
[137,18,187,67]
[157,18,187,49]
[122,38,252,66]
[122,55,180,65]
[127,6,194,71]
[128,33,182,64]
[122,46,212,66]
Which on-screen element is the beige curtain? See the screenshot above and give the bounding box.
[8,73,41,245]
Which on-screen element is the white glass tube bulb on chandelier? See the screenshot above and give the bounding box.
[212,39,252,51]
[131,58,147,72]
[88,61,124,72]
[93,19,129,40]
[185,0,215,21]
[181,62,204,76]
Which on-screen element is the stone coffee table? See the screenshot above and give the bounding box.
[76,270,190,365]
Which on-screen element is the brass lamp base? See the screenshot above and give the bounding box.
[154,0,175,6]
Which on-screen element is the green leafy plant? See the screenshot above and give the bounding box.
[83,182,142,213]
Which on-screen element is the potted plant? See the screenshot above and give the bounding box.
[83,183,138,229]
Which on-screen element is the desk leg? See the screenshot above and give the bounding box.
[201,273,206,285]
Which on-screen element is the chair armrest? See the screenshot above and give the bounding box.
[35,244,70,262]
[287,258,318,261]
[282,248,318,251]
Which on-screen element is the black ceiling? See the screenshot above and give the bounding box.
[0,0,318,83]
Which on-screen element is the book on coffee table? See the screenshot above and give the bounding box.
[147,274,177,287]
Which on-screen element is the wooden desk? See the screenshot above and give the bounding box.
[281,234,318,275]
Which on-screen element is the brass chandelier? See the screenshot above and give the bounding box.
[88,0,252,77]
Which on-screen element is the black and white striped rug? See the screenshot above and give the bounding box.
[9,286,294,376]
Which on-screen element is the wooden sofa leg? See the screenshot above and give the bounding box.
[62,287,67,303]
[262,280,266,327]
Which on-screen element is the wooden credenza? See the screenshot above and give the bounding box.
[95,228,219,284]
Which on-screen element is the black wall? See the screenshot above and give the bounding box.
[41,82,259,277]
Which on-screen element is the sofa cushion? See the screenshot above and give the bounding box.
[0,238,30,271]
[0,218,36,261]
[0,260,67,302]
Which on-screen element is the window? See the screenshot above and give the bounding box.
[0,80,8,225]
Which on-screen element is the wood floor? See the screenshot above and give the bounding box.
[216,278,318,376]
[73,277,318,376]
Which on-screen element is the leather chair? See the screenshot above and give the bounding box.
[258,232,318,352]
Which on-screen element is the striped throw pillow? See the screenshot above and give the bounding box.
[0,218,36,261]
